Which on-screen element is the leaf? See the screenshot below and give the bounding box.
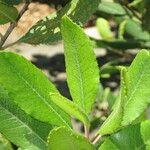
[19,0,100,44]
[122,50,150,125]
[0,85,52,150]
[99,124,145,150]
[125,19,150,41]
[0,52,71,128]
[96,18,113,40]
[99,67,128,135]
[47,126,95,150]
[0,134,13,150]
[98,2,126,16]
[0,2,18,24]
[92,39,141,50]
[0,0,22,5]
[141,120,150,150]
[61,16,99,114]
[49,93,90,127]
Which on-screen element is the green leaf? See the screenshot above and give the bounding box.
[47,126,95,150]
[141,120,150,150]
[0,134,13,150]
[92,39,141,50]
[0,0,22,5]
[0,2,18,24]
[125,19,150,41]
[0,85,52,150]
[61,16,99,114]
[99,124,145,150]
[122,50,150,125]
[96,18,113,40]
[0,52,71,128]
[99,50,150,135]
[19,0,100,44]
[99,67,128,135]
[49,93,90,127]
[98,2,126,16]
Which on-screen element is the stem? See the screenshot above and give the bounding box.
[92,134,101,145]
[84,125,89,138]
[0,1,30,50]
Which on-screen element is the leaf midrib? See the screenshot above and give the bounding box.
[5,57,70,128]
[0,105,47,148]
[125,60,147,107]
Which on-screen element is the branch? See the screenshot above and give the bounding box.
[84,125,90,138]
[0,1,30,50]
[92,134,102,145]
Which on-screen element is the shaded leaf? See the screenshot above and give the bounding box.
[0,52,71,128]
[47,126,95,150]
[61,16,99,114]
[98,2,126,16]
[0,2,18,24]
[20,0,100,44]
[0,0,22,5]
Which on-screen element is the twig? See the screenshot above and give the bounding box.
[92,134,101,145]
[84,125,89,138]
[0,1,30,50]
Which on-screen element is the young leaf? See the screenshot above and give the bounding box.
[96,18,113,40]
[49,93,90,127]
[61,16,99,114]
[99,67,128,135]
[20,0,100,44]
[0,52,71,128]
[99,124,145,150]
[0,85,52,150]
[122,50,150,125]
[98,2,126,16]
[0,2,18,24]
[141,120,150,150]
[47,126,95,150]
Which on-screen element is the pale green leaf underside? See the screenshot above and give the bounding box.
[99,67,127,135]
[20,0,100,44]
[0,85,52,150]
[0,52,71,128]
[61,16,99,114]
[0,2,18,24]
[47,126,95,150]
[96,18,113,40]
[49,93,90,127]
